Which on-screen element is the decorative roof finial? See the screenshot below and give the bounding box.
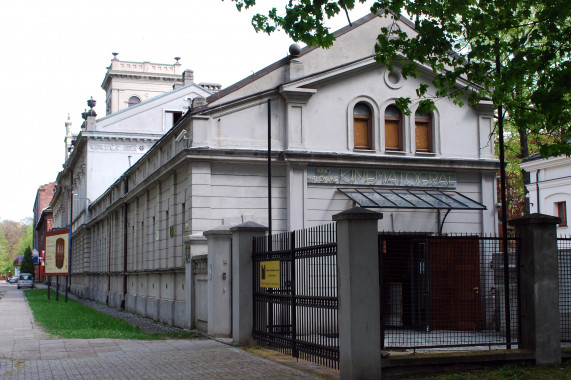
[87,97,97,117]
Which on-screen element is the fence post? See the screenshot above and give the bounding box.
[333,207,383,379]
[204,226,233,337]
[510,213,561,365]
[230,221,268,346]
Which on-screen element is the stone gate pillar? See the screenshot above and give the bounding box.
[230,221,268,346]
[204,226,233,337]
[333,207,383,380]
[510,213,561,365]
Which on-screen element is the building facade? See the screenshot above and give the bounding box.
[102,54,183,115]
[71,13,499,330]
[50,57,215,309]
[520,153,571,234]
[33,182,56,281]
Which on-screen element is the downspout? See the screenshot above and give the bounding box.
[536,170,540,213]
[122,177,129,310]
[267,98,272,239]
[108,218,112,306]
[67,168,73,302]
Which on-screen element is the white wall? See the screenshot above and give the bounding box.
[521,156,571,235]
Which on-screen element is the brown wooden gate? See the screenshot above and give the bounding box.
[380,235,482,333]
[429,237,482,331]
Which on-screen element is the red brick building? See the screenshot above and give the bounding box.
[33,182,56,281]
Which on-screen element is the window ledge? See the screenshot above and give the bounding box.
[415,151,437,157]
[384,150,407,155]
[353,148,376,153]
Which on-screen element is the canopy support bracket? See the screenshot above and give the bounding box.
[438,208,452,236]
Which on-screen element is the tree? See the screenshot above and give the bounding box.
[231,0,571,158]
[18,219,33,254]
[0,231,10,274]
[20,246,35,277]
[0,220,27,273]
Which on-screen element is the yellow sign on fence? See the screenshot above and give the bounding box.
[260,260,280,288]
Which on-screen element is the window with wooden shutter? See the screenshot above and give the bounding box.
[353,103,372,149]
[557,201,567,227]
[385,105,402,150]
[415,112,432,152]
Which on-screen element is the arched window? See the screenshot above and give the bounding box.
[353,103,372,149]
[128,96,141,107]
[415,111,432,152]
[385,105,402,150]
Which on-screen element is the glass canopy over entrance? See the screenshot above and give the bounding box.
[338,188,486,210]
[338,188,486,235]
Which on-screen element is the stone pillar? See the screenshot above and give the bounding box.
[510,213,561,365]
[204,226,233,337]
[230,221,268,346]
[183,234,207,329]
[333,207,383,380]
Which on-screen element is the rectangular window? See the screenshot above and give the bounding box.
[385,120,401,150]
[557,201,567,227]
[354,119,370,148]
[415,120,432,152]
[165,111,183,130]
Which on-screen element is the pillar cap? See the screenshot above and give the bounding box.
[183,234,207,244]
[332,206,383,221]
[229,221,268,232]
[509,213,561,226]
[203,224,233,237]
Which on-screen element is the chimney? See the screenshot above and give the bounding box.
[182,70,194,85]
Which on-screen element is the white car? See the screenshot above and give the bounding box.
[17,273,34,289]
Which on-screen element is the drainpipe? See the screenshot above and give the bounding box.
[122,177,129,310]
[267,99,272,239]
[108,220,112,306]
[67,169,73,303]
[536,170,540,213]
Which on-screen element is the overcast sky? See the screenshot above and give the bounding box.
[0,0,371,223]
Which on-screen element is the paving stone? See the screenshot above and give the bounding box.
[0,283,321,379]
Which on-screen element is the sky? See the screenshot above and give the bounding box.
[0,0,372,223]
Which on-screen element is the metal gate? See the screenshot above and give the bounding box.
[380,234,520,349]
[253,223,338,368]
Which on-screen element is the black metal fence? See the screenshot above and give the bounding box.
[252,223,339,369]
[379,234,520,350]
[558,236,571,342]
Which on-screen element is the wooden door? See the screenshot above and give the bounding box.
[429,237,482,331]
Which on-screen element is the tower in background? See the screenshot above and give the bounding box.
[101,53,183,115]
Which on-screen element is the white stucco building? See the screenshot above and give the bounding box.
[64,13,499,330]
[520,152,571,234]
[102,54,184,115]
[50,57,215,291]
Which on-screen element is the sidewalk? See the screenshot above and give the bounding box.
[0,283,320,379]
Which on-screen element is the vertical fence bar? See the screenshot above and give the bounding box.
[379,235,385,349]
[558,237,571,342]
[291,230,297,359]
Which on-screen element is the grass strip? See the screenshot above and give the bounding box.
[25,289,194,340]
